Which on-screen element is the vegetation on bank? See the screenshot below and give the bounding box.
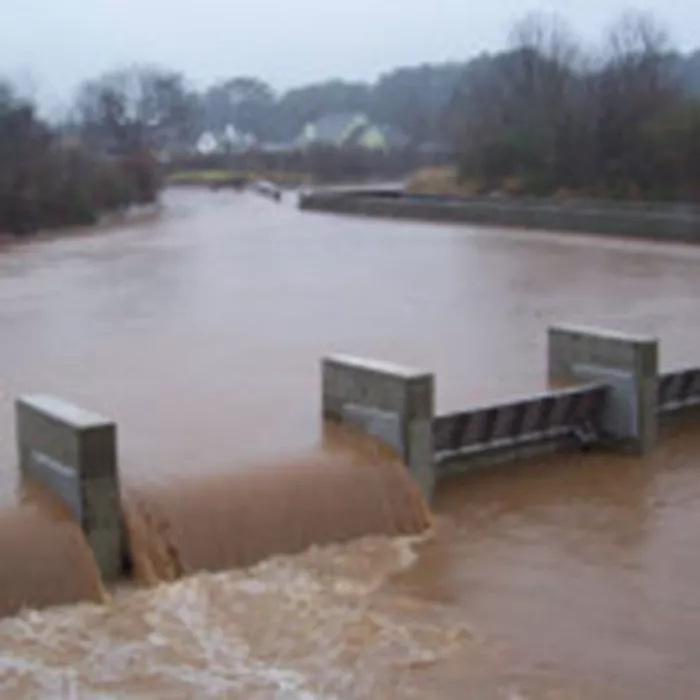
[149,10,700,202]
[445,13,700,201]
[0,84,161,236]
[166,145,439,188]
[167,170,308,187]
[2,9,699,237]
[406,167,478,197]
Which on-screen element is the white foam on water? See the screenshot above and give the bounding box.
[0,534,529,699]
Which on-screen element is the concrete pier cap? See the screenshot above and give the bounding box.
[547,324,659,455]
[321,354,436,503]
[15,395,127,581]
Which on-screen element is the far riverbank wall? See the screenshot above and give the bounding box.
[299,189,700,243]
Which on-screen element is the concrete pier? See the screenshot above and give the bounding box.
[548,325,659,455]
[15,395,126,581]
[322,355,436,502]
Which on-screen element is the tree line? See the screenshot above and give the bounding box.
[0,82,160,236]
[67,63,465,150]
[1,58,468,235]
[447,12,700,200]
[60,14,698,160]
[1,9,700,235]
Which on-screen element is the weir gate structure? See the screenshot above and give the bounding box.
[322,324,699,501]
[9,324,700,595]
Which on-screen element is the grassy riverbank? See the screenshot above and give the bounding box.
[406,166,700,202]
[167,170,309,188]
[406,167,476,197]
[406,166,591,199]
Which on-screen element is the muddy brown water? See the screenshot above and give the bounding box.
[1,188,700,697]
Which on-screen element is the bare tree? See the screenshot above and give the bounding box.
[594,12,679,193]
[448,13,585,191]
[508,13,586,185]
[76,66,198,156]
[445,10,699,199]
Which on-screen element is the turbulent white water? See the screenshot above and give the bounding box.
[0,535,538,699]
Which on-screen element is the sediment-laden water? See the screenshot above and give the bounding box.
[0,188,699,697]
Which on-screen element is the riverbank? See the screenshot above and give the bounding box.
[167,169,308,189]
[300,186,700,244]
[167,169,410,191]
[0,201,163,249]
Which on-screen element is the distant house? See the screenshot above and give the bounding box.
[299,113,369,148]
[258,141,300,154]
[353,124,410,152]
[298,113,409,152]
[196,131,220,155]
[221,125,257,151]
[195,125,257,156]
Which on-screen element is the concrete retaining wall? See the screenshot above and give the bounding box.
[322,355,436,501]
[15,395,126,581]
[548,325,659,455]
[299,191,700,243]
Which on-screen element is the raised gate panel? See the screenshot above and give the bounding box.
[548,393,573,429]
[658,373,675,408]
[465,411,486,446]
[658,368,700,412]
[689,371,700,398]
[534,396,557,432]
[521,400,544,435]
[660,372,683,406]
[492,404,515,441]
[431,416,452,454]
[433,384,609,460]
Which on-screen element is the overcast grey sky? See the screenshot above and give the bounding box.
[2,0,698,107]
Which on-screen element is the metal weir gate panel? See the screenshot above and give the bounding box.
[658,368,700,414]
[433,384,609,461]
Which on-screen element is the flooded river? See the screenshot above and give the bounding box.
[1,188,700,697]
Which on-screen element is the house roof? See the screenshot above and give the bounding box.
[302,113,368,145]
[299,114,412,151]
[372,124,410,149]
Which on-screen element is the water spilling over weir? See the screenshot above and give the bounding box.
[2,420,430,614]
[1,189,700,697]
[124,428,429,585]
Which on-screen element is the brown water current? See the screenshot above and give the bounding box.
[125,425,430,584]
[1,188,700,697]
[0,486,103,616]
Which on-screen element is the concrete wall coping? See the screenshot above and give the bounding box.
[18,394,113,430]
[324,354,431,380]
[550,324,657,344]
